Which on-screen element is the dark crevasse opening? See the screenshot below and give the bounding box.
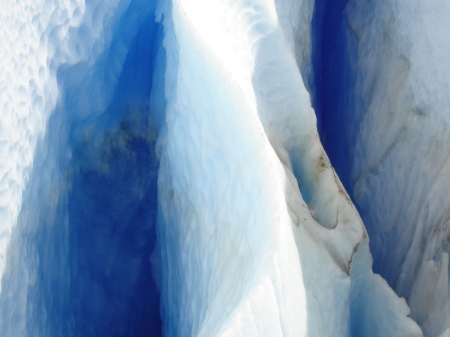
[0,1,166,336]
[310,0,389,272]
[65,117,161,337]
[309,1,390,333]
[310,0,356,196]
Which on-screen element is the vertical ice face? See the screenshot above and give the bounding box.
[0,0,163,335]
[0,0,440,336]
[0,0,86,291]
[0,0,148,289]
[332,1,450,336]
[155,0,421,336]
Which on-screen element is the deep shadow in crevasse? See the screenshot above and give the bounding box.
[25,2,164,336]
[309,0,386,335]
[310,0,357,195]
[66,118,161,337]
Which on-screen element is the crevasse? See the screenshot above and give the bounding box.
[0,0,447,336]
[311,1,450,336]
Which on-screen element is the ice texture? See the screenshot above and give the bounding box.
[313,1,450,336]
[0,0,86,290]
[0,0,439,336]
[0,0,163,335]
[155,0,421,336]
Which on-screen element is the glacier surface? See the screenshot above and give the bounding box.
[0,0,447,336]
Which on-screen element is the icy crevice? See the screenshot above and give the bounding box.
[155,0,422,336]
[309,0,450,336]
[0,0,445,336]
[0,0,164,335]
[308,0,357,197]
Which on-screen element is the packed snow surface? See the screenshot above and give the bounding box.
[0,0,446,336]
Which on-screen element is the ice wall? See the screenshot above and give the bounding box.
[0,0,164,335]
[0,0,438,335]
[0,0,85,291]
[312,1,450,336]
[155,0,421,336]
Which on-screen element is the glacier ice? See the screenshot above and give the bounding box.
[0,0,447,336]
[154,0,421,335]
[0,0,163,335]
[312,0,450,336]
